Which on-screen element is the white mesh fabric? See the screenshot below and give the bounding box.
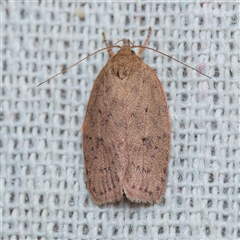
[1,2,239,239]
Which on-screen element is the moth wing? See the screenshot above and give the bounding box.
[82,65,124,205]
[123,62,171,203]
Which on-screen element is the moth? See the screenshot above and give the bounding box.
[38,27,210,205]
[82,27,171,205]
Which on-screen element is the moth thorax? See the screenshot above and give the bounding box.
[113,52,134,79]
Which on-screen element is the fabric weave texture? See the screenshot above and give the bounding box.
[1,2,239,239]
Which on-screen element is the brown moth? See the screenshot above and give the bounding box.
[82,27,171,205]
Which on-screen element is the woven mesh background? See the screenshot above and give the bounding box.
[1,1,239,239]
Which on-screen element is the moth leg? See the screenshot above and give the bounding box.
[137,26,152,57]
[102,32,114,57]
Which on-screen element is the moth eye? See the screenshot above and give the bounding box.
[131,50,135,54]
